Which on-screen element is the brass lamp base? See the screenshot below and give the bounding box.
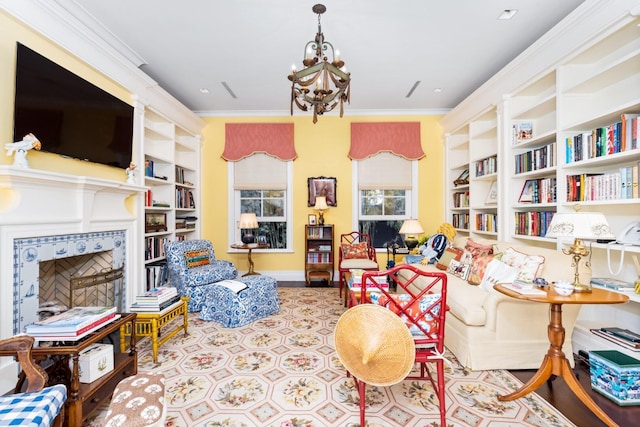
[563,238,591,293]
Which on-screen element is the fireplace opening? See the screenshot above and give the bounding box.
[39,251,124,314]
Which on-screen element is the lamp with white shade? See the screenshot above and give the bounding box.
[545,211,615,292]
[314,196,329,225]
[399,219,424,251]
[239,213,259,244]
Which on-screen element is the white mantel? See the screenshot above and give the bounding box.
[0,166,146,392]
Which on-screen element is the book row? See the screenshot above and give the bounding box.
[475,213,497,233]
[565,114,638,164]
[474,155,497,178]
[176,187,196,209]
[145,236,168,261]
[518,177,557,204]
[513,211,555,238]
[566,164,638,202]
[306,253,332,263]
[514,142,557,175]
[452,191,470,208]
[451,213,469,230]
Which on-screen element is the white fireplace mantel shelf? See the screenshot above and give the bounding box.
[0,166,146,230]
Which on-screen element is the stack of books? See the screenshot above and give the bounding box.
[25,306,118,341]
[130,287,180,312]
[590,327,640,352]
[590,277,636,292]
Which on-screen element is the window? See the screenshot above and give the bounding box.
[355,153,417,248]
[229,154,292,250]
[239,190,287,249]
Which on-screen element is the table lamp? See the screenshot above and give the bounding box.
[239,213,258,244]
[546,211,615,292]
[399,219,424,251]
[314,196,329,225]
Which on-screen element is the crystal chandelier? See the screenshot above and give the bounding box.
[288,4,351,124]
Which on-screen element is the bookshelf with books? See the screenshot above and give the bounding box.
[305,225,334,285]
[446,124,470,234]
[468,107,498,239]
[441,1,640,357]
[143,107,201,273]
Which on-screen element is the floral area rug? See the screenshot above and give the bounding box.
[83,287,575,427]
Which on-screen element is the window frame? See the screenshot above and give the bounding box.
[352,158,419,250]
[228,160,293,252]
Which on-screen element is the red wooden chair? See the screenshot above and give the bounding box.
[338,231,378,300]
[345,264,449,426]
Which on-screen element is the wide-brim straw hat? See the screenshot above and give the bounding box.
[335,304,415,387]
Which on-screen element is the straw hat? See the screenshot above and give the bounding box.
[335,304,415,387]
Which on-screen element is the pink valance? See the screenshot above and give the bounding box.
[222,123,297,161]
[349,122,425,160]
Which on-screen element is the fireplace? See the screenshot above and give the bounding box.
[0,166,145,393]
[13,230,127,335]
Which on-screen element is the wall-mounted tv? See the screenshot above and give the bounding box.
[13,42,134,169]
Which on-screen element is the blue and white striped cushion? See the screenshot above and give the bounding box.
[0,384,66,427]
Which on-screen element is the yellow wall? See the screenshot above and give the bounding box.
[0,11,132,182]
[201,115,445,272]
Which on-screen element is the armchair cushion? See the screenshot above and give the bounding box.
[184,249,210,268]
[340,258,379,270]
[341,242,369,259]
[0,384,67,427]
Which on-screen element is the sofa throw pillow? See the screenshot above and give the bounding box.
[447,259,470,280]
[479,259,520,293]
[467,253,495,285]
[464,239,494,260]
[501,247,545,282]
[373,293,442,336]
[436,247,463,270]
[341,242,369,259]
[184,249,210,268]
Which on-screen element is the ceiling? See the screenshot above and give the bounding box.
[69,0,586,117]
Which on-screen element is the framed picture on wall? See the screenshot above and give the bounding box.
[308,176,337,207]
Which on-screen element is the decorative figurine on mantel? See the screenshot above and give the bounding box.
[126,162,137,184]
[4,133,41,168]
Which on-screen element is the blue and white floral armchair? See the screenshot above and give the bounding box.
[165,239,280,327]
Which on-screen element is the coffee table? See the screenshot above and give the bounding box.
[494,284,629,427]
[121,297,189,363]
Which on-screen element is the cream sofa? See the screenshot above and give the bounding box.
[399,236,581,371]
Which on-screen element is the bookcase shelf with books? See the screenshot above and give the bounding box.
[441,1,640,357]
[143,107,201,280]
[446,125,470,233]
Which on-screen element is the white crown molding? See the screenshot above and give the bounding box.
[440,0,639,133]
[1,0,205,134]
[195,108,450,118]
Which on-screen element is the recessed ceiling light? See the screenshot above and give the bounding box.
[433,88,443,93]
[498,9,518,20]
[199,88,210,94]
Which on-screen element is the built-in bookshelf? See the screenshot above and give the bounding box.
[143,108,201,277]
[443,1,640,357]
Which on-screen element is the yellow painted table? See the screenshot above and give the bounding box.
[122,297,189,363]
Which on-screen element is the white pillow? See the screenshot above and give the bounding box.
[479,259,520,293]
[501,247,545,282]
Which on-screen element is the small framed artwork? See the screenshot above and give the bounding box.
[308,214,317,225]
[485,181,498,204]
[257,235,268,245]
[518,179,536,203]
[145,212,167,233]
[453,169,469,186]
[513,121,533,144]
[308,176,337,207]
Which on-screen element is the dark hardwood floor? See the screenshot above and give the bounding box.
[281,281,639,425]
[512,358,639,427]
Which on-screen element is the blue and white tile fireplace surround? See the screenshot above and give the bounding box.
[0,166,145,393]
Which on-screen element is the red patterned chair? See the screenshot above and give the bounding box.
[338,231,378,300]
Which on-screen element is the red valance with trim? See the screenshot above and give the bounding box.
[222,123,297,161]
[349,122,425,160]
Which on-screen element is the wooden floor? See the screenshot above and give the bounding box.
[512,359,639,427]
[280,280,639,426]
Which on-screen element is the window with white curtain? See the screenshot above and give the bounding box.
[356,152,417,248]
[230,153,292,250]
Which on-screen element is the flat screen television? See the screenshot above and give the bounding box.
[13,42,134,169]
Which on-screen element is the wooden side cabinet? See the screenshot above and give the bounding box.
[305,224,334,286]
[29,313,138,427]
